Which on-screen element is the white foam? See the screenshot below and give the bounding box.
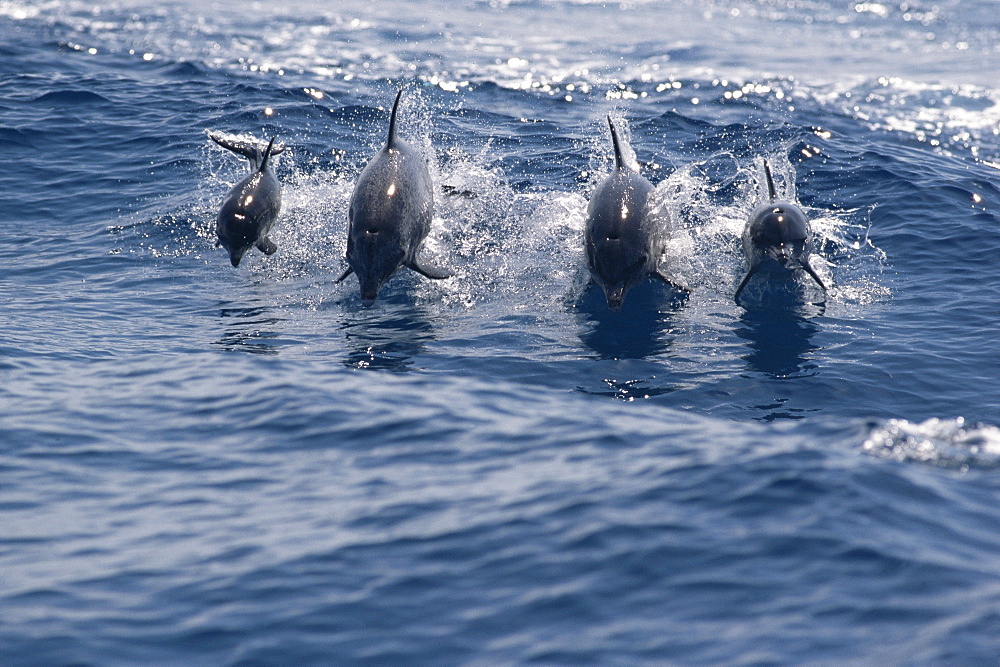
[863,417,1000,469]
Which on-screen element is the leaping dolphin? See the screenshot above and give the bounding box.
[209,132,285,267]
[585,114,682,311]
[336,89,452,306]
[734,159,827,302]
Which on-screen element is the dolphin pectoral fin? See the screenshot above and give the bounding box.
[256,237,278,256]
[335,266,354,283]
[653,269,691,293]
[800,259,828,293]
[408,259,453,280]
[734,265,759,302]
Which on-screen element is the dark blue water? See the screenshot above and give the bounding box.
[2,0,999,663]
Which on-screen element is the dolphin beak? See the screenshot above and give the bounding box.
[604,285,626,312]
[360,285,380,307]
[767,243,792,266]
[358,275,382,307]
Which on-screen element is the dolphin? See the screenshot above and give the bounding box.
[734,159,827,302]
[336,89,452,306]
[209,132,285,267]
[585,114,681,311]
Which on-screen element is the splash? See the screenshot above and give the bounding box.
[107,88,891,316]
[863,417,1000,469]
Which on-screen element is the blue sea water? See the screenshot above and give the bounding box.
[2,0,1000,663]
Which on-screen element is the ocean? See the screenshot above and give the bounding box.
[1,0,999,663]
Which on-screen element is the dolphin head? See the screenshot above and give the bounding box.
[747,203,811,266]
[589,242,649,312]
[346,223,407,307]
[356,266,387,307]
[216,217,254,268]
[217,187,268,268]
[738,200,827,298]
[765,238,808,268]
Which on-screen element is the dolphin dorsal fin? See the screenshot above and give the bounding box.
[762,158,777,201]
[608,114,626,171]
[258,136,277,172]
[386,88,404,148]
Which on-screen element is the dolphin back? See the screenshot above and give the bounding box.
[348,142,432,251]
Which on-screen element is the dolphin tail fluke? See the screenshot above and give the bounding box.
[386,88,404,148]
[208,131,286,168]
[256,237,277,256]
[408,259,453,280]
[762,158,777,201]
[800,259,828,293]
[734,265,759,302]
[335,266,354,283]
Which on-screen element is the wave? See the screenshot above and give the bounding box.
[30,89,113,105]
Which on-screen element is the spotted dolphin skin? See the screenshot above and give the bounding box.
[209,132,285,267]
[734,159,827,302]
[585,114,681,312]
[337,89,452,306]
